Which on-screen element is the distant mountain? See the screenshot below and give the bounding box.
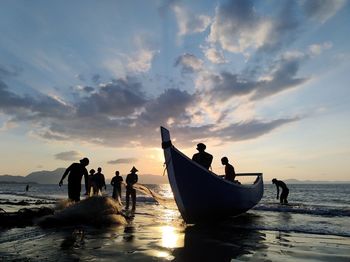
[0,168,65,184]
[0,174,28,183]
[0,169,169,184]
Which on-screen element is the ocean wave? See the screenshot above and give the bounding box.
[253,203,350,217]
[0,191,59,201]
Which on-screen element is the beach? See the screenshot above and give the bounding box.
[1,184,349,261]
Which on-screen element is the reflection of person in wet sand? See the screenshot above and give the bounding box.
[125,167,138,211]
[59,157,89,202]
[272,178,289,204]
[192,143,213,170]
[111,171,123,201]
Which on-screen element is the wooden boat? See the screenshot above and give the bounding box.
[160,126,264,224]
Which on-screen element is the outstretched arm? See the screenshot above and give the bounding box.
[59,165,72,186]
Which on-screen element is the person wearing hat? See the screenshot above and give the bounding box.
[59,157,89,202]
[125,166,138,210]
[272,178,289,204]
[192,143,213,170]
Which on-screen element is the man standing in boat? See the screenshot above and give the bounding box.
[221,157,236,183]
[192,143,213,170]
[272,178,289,204]
[59,157,89,202]
[125,166,138,211]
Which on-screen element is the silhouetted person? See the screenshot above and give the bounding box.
[272,178,289,204]
[192,143,213,170]
[94,167,106,195]
[221,157,236,182]
[88,169,96,196]
[59,157,89,202]
[25,184,29,192]
[126,166,138,210]
[111,171,123,201]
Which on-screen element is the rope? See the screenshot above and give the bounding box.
[162,156,172,176]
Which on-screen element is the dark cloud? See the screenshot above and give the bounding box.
[251,56,309,100]
[83,86,94,93]
[92,74,101,84]
[140,88,194,125]
[208,0,267,53]
[174,53,203,74]
[107,158,138,164]
[54,150,82,161]
[76,78,147,117]
[0,69,301,148]
[0,64,21,78]
[202,54,308,102]
[76,74,86,81]
[0,79,72,120]
[167,117,298,148]
[216,118,299,141]
[202,72,257,102]
[257,1,301,54]
[300,0,346,23]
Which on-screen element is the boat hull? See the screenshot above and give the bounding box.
[161,127,264,224]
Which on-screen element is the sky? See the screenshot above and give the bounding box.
[0,0,349,181]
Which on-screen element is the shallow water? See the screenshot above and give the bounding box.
[0,183,350,261]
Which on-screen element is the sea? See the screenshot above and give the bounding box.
[0,183,349,261]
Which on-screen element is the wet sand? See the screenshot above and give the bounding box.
[1,202,349,261]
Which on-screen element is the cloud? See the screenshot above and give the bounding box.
[170,1,211,36]
[174,53,204,74]
[91,74,101,84]
[199,53,308,102]
[140,88,194,126]
[0,67,301,148]
[168,117,299,147]
[251,55,309,100]
[203,47,227,64]
[0,79,73,120]
[107,158,138,164]
[208,0,272,53]
[308,42,333,56]
[207,1,317,57]
[76,78,147,117]
[216,118,299,141]
[0,64,21,78]
[54,150,82,161]
[300,0,346,23]
[127,49,158,73]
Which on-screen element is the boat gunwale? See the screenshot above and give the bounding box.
[171,145,263,189]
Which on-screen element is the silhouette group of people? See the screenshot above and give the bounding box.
[191,143,239,184]
[88,167,106,196]
[192,143,289,203]
[58,149,289,210]
[59,158,139,210]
